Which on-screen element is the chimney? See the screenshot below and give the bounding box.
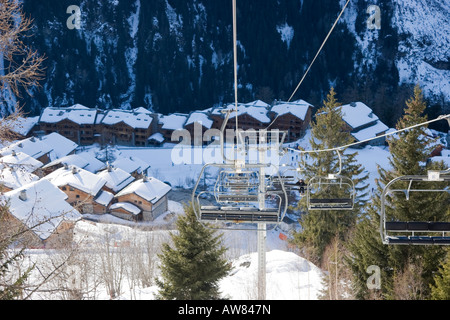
[72,166,78,174]
[19,190,27,201]
[107,162,112,172]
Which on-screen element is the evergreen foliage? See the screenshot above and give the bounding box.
[292,88,369,265]
[430,251,450,300]
[156,204,232,300]
[17,0,422,122]
[347,85,450,300]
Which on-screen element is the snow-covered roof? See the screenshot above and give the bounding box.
[351,120,390,142]
[0,179,82,240]
[76,152,107,173]
[112,156,150,175]
[101,109,153,129]
[110,202,141,215]
[97,166,135,193]
[148,132,165,143]
[115,177,171,204]
[0,136,53,160]
[40,133,78,161]
[43,154,90,171]
[227,104,271,123]
[159,113,188,131]
[0,167,39,190]
[340,102,379,130]
[133,107,152,115]
[185,112,214,129]
[44,165,107,197]
[431,149,450,167]
[271,101,312,120]
[244,100,270,108]
[40,105,98,125]
[0,151,43,172]
[93,190,114,207]
[7,116,39,137]
[210,104,238,116]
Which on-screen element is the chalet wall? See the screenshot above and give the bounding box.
[43,221,77,249]
[2,212,42,248]
[115,192,168,221]
[115,193,152,212]
[110,207,141,222]
[59,185,95,214]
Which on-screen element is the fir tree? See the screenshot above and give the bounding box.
[347,84,449,299]
[430,251,450,300]
[291,88,369,265]
[155,204,232,300]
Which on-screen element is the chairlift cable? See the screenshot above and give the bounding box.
[233,0,240,144]
[261,0,351,133]
[287,114,450,155]
[287,0,351,103]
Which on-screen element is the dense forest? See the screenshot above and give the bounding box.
[9,0,450,131]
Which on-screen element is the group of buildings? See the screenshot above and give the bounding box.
[0,98,394,248]
[0,132,171,248]
[15,99,392,149]
[20,100,315,147]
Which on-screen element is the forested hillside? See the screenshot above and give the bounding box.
[8,0,449,130]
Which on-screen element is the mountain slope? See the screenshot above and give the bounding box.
[13,0,449,128]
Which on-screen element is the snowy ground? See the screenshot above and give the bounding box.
[70,214,324,301]
[13,128,450,300]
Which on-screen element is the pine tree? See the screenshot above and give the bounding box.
[155,204,232,300]
[430,251,450,300]
[291,88,369,265]
[347,84,449,299]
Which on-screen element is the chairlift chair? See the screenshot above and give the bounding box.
[380,170,450,246]
[269,164,305,194]
[191,109,289,229]
[193,163,288,226]
[306,150,356,211]
[307,174,356,210]
[214,169,260,203]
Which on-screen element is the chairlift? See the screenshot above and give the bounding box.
[191,110,289,229]
[193,163,288,227]
[306,150,356,210]
[269,164,306,194]
[380,170,450,245]
[214,169,260,203]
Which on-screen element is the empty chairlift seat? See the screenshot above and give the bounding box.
[192,163,289,227]
[381,171,450,246]
[307,175,356,211]
[200,205,280,223]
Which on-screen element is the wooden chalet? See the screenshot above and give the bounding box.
[97,165,135,194]
[184,111,214,146]
[0,179,82,249]
[269,100,313,142]
[44,165,107,214]
[39,105,99,146]
[111,156,151,178]
[157,113,188,143]
[340,102,389,146]
[114,177,171,222]
[100,108,156,147]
